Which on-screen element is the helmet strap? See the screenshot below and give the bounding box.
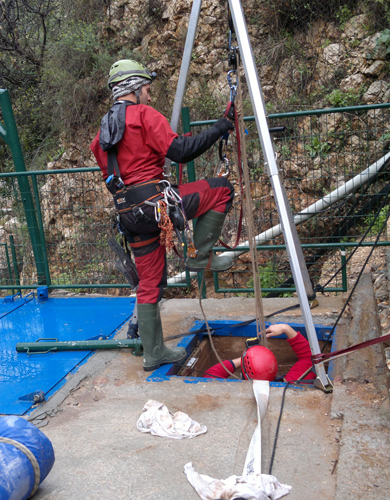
[241,348,250,380]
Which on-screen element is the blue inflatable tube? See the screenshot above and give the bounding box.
[0,416,55,500]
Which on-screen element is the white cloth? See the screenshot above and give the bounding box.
[136,400,207,439]
[184,462,291,500]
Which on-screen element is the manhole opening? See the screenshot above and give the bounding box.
[147,320,334,383]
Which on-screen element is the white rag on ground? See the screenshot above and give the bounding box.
[136,400,207,439]
[184,462,292,500]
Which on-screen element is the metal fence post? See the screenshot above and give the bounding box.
[9,235,20,287]
[0,89,47,284]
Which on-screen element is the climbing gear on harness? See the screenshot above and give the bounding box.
[107,59,157,89]
[137,303,187,371]
[109,179,164,216]
[145,182,195,255]
[105,147,194,255]
[241,345,278,381]
[157,200,175,250]
[185,211,233,272]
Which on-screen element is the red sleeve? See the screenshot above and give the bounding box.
[90,131,108,179]
[204,360,236,379]
[141,106,178,156]
[284,332,315,382]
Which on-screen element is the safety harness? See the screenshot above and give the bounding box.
[99,100,196,255]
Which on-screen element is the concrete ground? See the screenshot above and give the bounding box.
[28,290,389,500]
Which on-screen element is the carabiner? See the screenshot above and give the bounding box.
[227,70,238,103]
[154,202,161,223]
[218,132,231,177]
[216,157,230,178]
[219,133,229,159]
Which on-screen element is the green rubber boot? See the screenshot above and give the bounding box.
[138,303,187,372]
[186,210,233,272]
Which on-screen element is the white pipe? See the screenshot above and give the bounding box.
[225,151,390,260]
[168,152,390,285]
[167,271,197,285]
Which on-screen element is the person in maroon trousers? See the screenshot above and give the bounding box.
[90,59,234,372]
[204,323,315,382]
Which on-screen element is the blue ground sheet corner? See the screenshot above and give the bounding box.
[0,295,136,416]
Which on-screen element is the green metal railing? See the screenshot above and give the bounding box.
[189,103,390,295]
[0,89,47,284]
[1,93,390,295]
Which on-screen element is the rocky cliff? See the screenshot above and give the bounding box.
[2,1,390,291]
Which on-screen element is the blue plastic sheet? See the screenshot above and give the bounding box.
[0,296,135,415]
[0,415,55,500]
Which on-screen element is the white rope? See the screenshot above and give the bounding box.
[0,436,41,497]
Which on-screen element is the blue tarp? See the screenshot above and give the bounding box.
[0,295,135,415]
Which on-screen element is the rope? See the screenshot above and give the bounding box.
[317,182,390,295]
[217,100,244,251]
[320,188,390,352]
[0,436,41,497]
[157,201,174,251]
[268,382,289,475]
[268,368,315,475]
[314,331,390,364]
[0,293,35,319]
[197,270,241,379]
[233,60,267,347]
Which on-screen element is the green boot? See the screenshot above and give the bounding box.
[186,210,233,272]
[138,303,187,372]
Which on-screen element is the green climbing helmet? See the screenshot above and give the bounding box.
[107,59,157,89]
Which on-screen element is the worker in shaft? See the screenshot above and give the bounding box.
[204,323,315,382]
[91,59,234,372]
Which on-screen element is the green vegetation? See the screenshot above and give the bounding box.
[364,206,390,236]
[327,88,365,108]
[305,137,331,157]
[245,262,294,298]
[379,131,390,143]
[335,5,354,28]
[379,29,390,57]
[0,0,113,170]
[280,144,291,158]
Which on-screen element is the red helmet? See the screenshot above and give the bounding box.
[241,345,278,381]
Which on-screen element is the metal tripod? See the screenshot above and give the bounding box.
[169,0,332,392]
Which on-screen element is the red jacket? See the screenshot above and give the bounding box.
[90,104,177,185]
[204,332,315,382]
[203,360,237,379]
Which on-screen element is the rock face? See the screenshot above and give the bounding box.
[3,5,390,290]
[92,4,390,125]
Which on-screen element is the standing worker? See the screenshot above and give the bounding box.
[91,59,235,372]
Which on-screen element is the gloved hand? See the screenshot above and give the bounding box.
[213,117,235,135]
